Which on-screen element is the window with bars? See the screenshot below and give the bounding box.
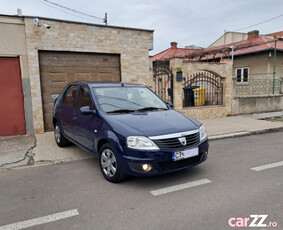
[235,67,249,83]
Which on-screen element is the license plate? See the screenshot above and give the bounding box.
[172,148,199,161]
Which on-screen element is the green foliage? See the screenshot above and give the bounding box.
[175,67,182,72]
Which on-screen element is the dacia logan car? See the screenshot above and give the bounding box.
[53,82,209,182]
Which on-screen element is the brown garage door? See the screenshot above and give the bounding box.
[39,51,121,131]
[0,57,26,136]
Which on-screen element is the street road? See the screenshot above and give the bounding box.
[0,132,282,230]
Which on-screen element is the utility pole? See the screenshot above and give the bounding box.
[104,13,107,25]
[272,37,277,94]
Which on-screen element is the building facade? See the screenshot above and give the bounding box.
[0,15,153,135]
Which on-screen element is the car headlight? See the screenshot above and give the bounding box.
[199,125,207,141]
[127,136,159,150]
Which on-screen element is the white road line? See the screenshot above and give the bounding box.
[151,179,212,196]
[251,160,283,172]
[0,209,79,230]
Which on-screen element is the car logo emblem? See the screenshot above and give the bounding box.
[178,137,187,146]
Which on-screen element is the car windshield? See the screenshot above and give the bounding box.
[92,86,168,113]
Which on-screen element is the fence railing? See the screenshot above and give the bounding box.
[234,76,283,96]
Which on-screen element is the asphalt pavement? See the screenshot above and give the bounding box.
[0,131,282,230]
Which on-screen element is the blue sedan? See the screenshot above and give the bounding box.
[53,82,208,182]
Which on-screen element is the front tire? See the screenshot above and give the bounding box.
[54,123,69,147]
[99,143,126,183]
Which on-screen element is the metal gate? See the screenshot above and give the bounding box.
[153,61,173,103]
[183,71,223,107]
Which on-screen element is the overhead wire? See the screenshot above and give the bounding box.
[38,0,104,23]
[234,14,283,32]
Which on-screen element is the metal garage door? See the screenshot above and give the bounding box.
[0,57,26,136]
[39,51,121,131]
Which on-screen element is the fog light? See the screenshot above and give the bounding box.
[205,151,208,155]
[142,164,152,172]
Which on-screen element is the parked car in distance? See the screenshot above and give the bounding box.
[53,82,209,182]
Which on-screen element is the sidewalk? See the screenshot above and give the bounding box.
[201,111,283,140]
[1,111,283,171]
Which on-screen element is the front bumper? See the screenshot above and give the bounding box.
[120,138,209,177]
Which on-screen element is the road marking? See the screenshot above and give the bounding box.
[151,179,212,196]
[0,209,79,230]
[251,160,283,172]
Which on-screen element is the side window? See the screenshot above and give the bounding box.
[235,67,249,83]
[77,87,93,109]
[243,68,249,82]
[236,69,242,82]
[63,85,78,108]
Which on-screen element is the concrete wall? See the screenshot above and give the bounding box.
[0,16,34,134]
[232,95,283,115]
[23,17,153,133]
[170,58,233,120]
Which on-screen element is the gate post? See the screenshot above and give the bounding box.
[170,58,183,110]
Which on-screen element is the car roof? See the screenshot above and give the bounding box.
[72,82,145,88]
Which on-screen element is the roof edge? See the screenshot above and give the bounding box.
[204,48,283,61]
[0,14,154,33]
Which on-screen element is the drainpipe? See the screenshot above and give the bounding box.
[230,46,234,65]
[272,37,277,94]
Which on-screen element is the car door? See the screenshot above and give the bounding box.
[58,85,78,140]
[74,86,99,151]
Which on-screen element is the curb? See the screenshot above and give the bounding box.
[209,127,283,141]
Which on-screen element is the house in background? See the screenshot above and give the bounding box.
[208,31,248,48]
[0,14,153,136]
[208,30,283,47]
[153,30,283,120]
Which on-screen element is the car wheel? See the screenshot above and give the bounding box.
[99,143,126,183]
[54,123,69,147]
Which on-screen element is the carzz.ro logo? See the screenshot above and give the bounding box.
[228,215,278,228]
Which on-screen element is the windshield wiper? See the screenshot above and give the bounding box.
[136,107,168,112]
[107,109,136,114]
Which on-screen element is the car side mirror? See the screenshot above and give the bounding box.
[166,102,173,108]
[80,106,96,116]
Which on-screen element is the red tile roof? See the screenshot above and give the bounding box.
[154,34,283,61]
[153,47,196,61]
[200,36,283,60]
[265,31,283,37]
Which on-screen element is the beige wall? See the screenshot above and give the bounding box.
[231,52,283,114]
[23,17,153,133]
[170,58,233,120]
[233,52,283,78]
[209,32,248,48]
[0,16,26,55]
[0,16,34,133]
[0,16,30,80]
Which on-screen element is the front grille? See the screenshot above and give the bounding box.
[152,132,199,150]
[158,154,202,170]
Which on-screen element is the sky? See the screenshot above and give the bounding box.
[1,0,283,55]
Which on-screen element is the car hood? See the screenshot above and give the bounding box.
[105,110,200,137]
